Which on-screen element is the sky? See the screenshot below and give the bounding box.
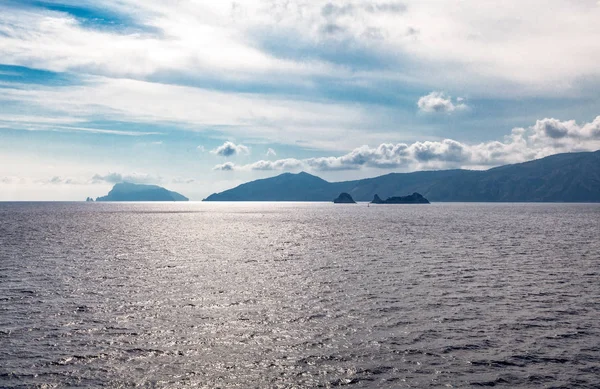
[1,0,600,200]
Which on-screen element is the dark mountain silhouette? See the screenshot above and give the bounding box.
[203,151,600,202]
[204,171,331,201]
[95,182,189,202]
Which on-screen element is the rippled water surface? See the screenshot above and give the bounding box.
[1,202,599,388]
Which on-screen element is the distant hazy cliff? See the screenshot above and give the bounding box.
[95,182,189,202]
[204,150,600,202]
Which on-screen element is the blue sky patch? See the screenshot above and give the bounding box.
[0,65,78,86]
[6,0,159,34]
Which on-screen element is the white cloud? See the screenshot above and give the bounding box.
[249,158,305,171]
[1,0,599,97]
[417,91,467,113]
[213,162,236,171]
[0,76,370,151]
[0,110,163,136]
[91,172,161,184]
[531,117,600,141]
[2,1,598,161]
[266,148,277,157]
[46,176,80,185]
[0,3,334,80]
[0,114,86,125]
[2,175,85,186]
[3,171,194,193]
[214,116,600,172]
[211,141,250,157]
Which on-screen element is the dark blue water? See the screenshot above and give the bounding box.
[1,202,599,388]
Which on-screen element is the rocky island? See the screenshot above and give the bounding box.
[333,192,356,203]
[94,182,189,202]
[371,193,430,204]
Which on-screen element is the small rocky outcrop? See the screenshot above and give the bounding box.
[371,192,430,204]
[333,192,356,204]
[85,197,94,202]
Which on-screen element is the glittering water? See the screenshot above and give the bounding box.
[1,202,599,388]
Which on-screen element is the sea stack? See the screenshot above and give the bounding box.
[333,192,356,204]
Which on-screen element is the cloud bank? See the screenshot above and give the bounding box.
[2,0,600,96]
[214,116,600,172]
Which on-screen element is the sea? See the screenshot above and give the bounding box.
[1,202,599,388]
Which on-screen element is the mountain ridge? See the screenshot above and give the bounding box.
[204,150,600,202]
